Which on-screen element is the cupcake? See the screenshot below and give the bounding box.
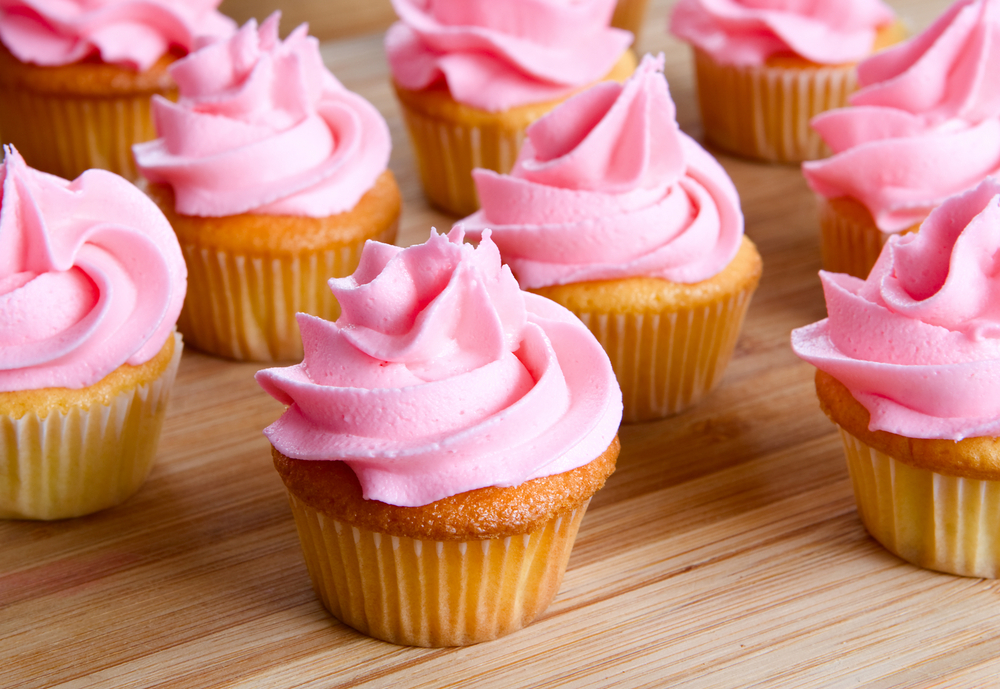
[256,227,623,646]
[134,14,401,362]
[0,0,235,181]
[0,147,186,520]
[803,0,1000,279]
[385,0,636,216]
[669,0,903,163]
[460,54,762,422]
[792,177,1000,578]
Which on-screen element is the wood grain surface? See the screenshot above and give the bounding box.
[5,1,989,687]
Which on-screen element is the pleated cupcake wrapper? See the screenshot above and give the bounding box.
[0,333,183,521]
[178,223,397,362]
[0,84,167,182]
[397,103,527,217]
[571,287,755,423]
[840,428,1000,578]
[818,197,897,279]
[693,50,856,163]
[286,493,590,647]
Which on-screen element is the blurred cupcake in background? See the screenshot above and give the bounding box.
[0,0,235,181]
[0,146,186,520]
[135,13,400,362]
[386,0,636,216]
[670,0,903,163]
[804,0,1000,279]
[460,54,762,422]
[792,177,1000,578]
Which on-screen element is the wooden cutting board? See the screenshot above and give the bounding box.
[7,1,992,687]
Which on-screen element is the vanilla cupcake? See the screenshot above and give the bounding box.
[256,228,623,646]
[670,0,902,163]
[803,0,1000,279]
[0,0,234,181]
[386,0,636,216]
[135,14,400,362]
[460,54,761,422]
[793,178,1000,578]
[0,147,186,520]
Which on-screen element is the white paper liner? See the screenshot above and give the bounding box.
[571,286,754,422]
[0,84,163,182]
[398,103,525,216]
[178,222,397,362]
[841,428,1000,578]
[0,332,183,520]
[694,50,856,163]
[286,493,590,646]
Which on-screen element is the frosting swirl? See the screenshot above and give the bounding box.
[669,0,895,67]
[0,146,186,391]
[458,53,743,288]
[133,13,391,218]
[256,227,623,507]
[385,0,633,112]
[803,0,1000,233]
[792,177,1000,441]
[0,0,236,71]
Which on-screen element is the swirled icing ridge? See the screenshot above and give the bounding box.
[385,0,633,112]
[459,53,743,288]
[803,0,1000,233]
[256,227,623,507]
[0,0,236,71]
[0,146,186,391]
[669,0,895,66]
[134,13,391,218]
[792,177,1000,440]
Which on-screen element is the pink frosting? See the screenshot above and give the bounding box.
[458,54,743,288]
[133,13,391,218]
[0,146,186,392]
[385,0,633,112]
[803,0,1000,233]
[792,177,1000,441]
[669,0,895,66]
[0,0,235,71]
[256,227,623,507]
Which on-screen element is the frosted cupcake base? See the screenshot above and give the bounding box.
[0,333,183,520]
[287,493,590,646]
[574,286,755,422]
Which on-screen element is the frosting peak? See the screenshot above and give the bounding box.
[0,146,186,391]
[385,0,633,112]
[256,227,623,507]
[803,0,1000,233]
[792,177,1000,440]
[459,53,744,288]
[669,0,896,66]
[0,0,236,71]
[133,13,391,218]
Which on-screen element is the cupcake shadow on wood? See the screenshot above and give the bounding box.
[134,13,400,362]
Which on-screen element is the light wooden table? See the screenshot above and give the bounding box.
[7,1,989,686]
